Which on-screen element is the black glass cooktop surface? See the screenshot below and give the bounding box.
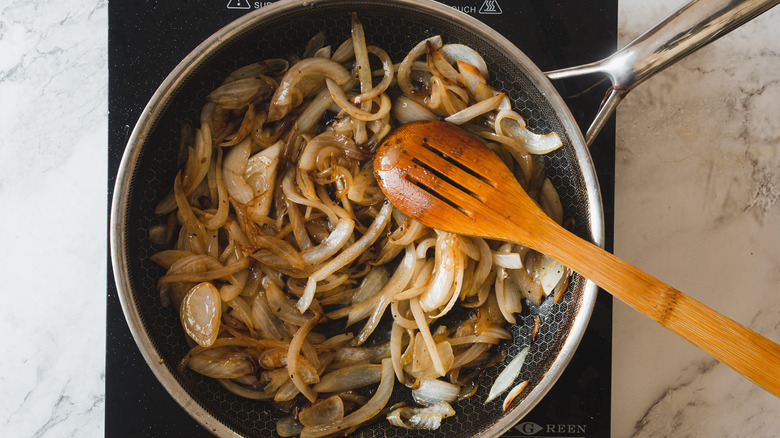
[107,1,616,436]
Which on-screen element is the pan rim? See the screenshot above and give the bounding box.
[109,0,604,436]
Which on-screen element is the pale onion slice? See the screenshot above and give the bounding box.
[503,279,524,315]
[409,301,445,377]
[412,379,460,407]
[295,86,337,135]
[509,265,545,307]
[528,252,567,296]
[540,178,564,225]
[496,109,563,154]
[444,92,505,125]
[331,36,354,63]
[351,13,372,89]
[515,128,563,155]
[485,345,530,403]
[390,322,406,385]
[386,401,455,430]
[265,282,313,326]
[463,237,493,298]
[492,251,523,269]
[349,266,388,305]
[251,292,288,340]
[243,140,282,217]
[392,95,438,125]
[494,271,516,324]
[300,218,355,266]
[258,348,288,369]
[451,343,490,369]
[418,231,458,312]
[222,137,253,205]
[180,282,221,347]
[441,43,489,79]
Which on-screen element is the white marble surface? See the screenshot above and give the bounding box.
[0,0,107,437]
[0,0,778,437]
[612,0,780,436]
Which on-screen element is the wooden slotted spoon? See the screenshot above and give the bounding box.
[373,120,780,397]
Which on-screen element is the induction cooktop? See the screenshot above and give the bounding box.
[107,1,616,436]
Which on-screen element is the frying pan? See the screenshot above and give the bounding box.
[109,0,778,436]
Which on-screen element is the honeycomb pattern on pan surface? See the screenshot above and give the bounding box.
[121,3,593,437]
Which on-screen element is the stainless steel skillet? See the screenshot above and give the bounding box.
[109,0,778,436]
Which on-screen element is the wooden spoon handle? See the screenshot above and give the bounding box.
[532,221,780,396]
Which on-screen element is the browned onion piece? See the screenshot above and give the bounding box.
[326,79,392,122]
[222,59,288,84]
[330,342,391,368]
[207,77,273,110]
[298,395,345,427]
[398,35,442,98]
[300,359,394,438]
[313,364,383,393]
[266,282,314,326]
[277,416,304,437]
[219,379,274,400]
[287,313,322,403]
[184,348,253,379]
[268,58,352,121]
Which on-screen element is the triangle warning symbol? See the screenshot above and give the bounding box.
[479,0,503,14]
[227,0,252,9]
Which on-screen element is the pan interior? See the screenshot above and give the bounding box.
[116,2,596,437]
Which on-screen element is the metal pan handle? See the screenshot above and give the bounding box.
[545,0,780,145]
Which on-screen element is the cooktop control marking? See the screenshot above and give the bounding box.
[226,0,275,9]
[480,0,502,14]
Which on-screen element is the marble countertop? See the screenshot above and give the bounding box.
[1,0,778,436]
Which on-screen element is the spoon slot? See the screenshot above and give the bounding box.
[418,138,497,188]
[403,167,474,218]
[410,157,486,205]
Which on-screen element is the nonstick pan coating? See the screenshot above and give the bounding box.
[110,0,603,436]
